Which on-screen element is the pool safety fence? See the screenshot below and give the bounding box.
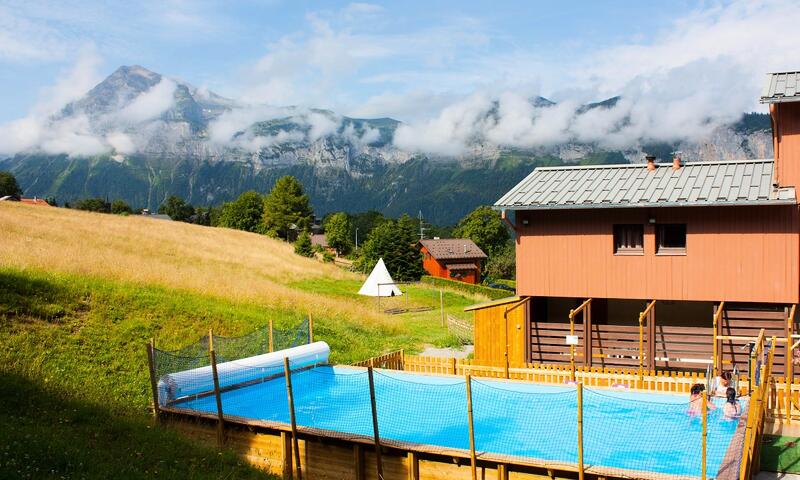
[156,356,752,480]
[147,318,313,419]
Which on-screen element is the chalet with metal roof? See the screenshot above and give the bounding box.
[467,71,800,380]
[418,238,487,285]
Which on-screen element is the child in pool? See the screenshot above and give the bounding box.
[688,384,716,415]
[712,371,732,397]
[723,387,742,419]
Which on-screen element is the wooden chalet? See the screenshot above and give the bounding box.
[473,71,800,377]
[419,238,487,284]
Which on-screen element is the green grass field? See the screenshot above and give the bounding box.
[761,435,800,473]
[0,266,478,478]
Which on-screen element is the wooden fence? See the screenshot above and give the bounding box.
[446,314,473,343]
[355,349,800,414]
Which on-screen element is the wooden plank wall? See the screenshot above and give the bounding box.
[529,321,583,364]
[720,306,794,376]
[166,415,580,480]
[473,301,527,364]
[654,326,714,370]
[590,324,641,368]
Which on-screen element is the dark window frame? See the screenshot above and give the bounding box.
[613,224,644,256]
[656,224,687,255]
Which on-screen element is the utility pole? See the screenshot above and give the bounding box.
[418,210,428,241]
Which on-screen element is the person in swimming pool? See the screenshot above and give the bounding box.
[722,387,742,419]
[689,383,716,414]
[712,371,733,397]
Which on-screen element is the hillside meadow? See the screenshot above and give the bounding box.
[0,202,480,478]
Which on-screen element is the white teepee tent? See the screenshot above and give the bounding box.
[358,258,403,297]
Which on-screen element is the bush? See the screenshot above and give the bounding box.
[322,251,335,263]
[110,199,132,215]
[294,231,314,257]
[420,275,512,300]
[73,198,111,213]
[486,278,516,289]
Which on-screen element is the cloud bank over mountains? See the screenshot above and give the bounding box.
[0,0,797,158]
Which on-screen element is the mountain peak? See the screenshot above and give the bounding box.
[111,65,160,81]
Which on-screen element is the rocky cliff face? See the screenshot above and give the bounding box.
[1,65,775,224]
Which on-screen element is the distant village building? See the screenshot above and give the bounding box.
[0,196,52,206]
[418,238,487,285]
[468,70,800,377]
[311,233,336,255]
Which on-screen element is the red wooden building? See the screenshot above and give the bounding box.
[418,238,487,285]
[475,71,800,376]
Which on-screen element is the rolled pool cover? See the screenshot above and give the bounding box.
[158,341,330,405]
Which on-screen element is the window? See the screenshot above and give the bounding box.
[613,224,644,255]
[656,224,687,254]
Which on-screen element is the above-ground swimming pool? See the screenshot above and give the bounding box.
[172,365,746,478]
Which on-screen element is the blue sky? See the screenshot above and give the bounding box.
[0,1,772,120]
[1,0,799,155]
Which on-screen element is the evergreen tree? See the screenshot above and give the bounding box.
[110,199,132,215]
[324,212,353,256]
[452,206,510,256]
[218,191,265,232]
[294,230,315,257]
[355,216,423,281]
[263,176,313,240]
[0,171,22,199]
[158,195,195,222]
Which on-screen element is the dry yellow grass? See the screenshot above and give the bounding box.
[0,202,393,325]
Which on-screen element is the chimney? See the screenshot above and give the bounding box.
[463,244,467,254]
[672,152,682,171]
[645,155,656,171]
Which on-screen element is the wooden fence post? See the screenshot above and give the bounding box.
[440,290,445,327]
[146,338,161,424]
[466,374,478,480]
[269,320,274,352]
[577,383,584,480]
[367,367,383,480]
[284,357,302,480]
[787,305,795,424]
[209,348,225,447]
[701,391,707,480]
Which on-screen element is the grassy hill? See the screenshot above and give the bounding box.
[0,203,480,478]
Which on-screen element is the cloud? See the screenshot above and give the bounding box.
[116,78,177,123]
[391,0,800,156]
[307,112,339,141]
[105,131,135,154]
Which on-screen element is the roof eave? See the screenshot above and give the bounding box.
[760,96,800,104]
[494,199,798,211]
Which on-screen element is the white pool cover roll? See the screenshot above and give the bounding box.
[158,341,330,405]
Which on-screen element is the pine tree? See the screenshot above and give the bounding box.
[294,230,315,257]
[263,176,313,240]
[355,216,423,281]
[0,171,22,199]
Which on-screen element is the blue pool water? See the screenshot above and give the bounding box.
[179,366,745,477]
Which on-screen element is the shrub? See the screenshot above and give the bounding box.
[420,275,511,300]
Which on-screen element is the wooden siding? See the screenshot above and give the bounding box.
[516,205,799,303]
[420,245,481,285]
[773,102,800,188]
[473,299,527,364]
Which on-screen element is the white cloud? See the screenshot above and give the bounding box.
[306,112,339,141]
[105,131,135,154]
[116,78,176,123]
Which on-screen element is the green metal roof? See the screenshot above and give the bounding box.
[495,159,796,211]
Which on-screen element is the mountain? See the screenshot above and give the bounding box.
[0,66,775,225]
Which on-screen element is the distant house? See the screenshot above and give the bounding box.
[19,197,52,206]
[418,238,487,285]
[311,233,336,255]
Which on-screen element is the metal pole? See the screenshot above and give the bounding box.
[367,367,383,479]
[146,339,161,423]
[466,374,478,480]
[701,390,708,480]
[577,383,584,480]
[308,313,313,344]
[210,349,225,447]
[284,357,302,480]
